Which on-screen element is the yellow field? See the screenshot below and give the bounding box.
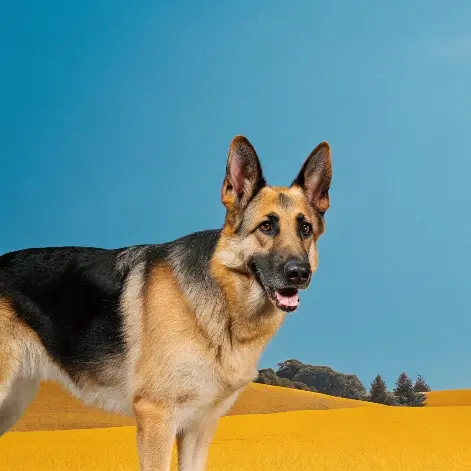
[3,406,471,470]
[12,381,379,432]
[425,388,471,407]
[3,382,471,470]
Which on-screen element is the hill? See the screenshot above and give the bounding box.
[425,389,471,407]
[231,382,379,414]
[13,381,379,432]
[4,406,471,470]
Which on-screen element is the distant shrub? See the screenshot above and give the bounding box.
[293,381,314,392]
[277,376,297,388]
[276,359,305,380]
[384,392,399,406]
[254,368,313,392]
[293,365,366,400]
[255,368,280,385]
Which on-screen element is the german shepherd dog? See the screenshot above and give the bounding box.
[0,136,332,470]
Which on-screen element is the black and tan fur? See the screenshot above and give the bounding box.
[0,136,332,470]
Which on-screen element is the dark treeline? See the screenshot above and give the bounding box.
[255,359,431,407]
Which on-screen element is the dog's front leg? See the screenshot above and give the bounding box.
[133,398,176,471]
[176,414,219,471]
[177,392,241,471]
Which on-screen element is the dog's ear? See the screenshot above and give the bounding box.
[221,135,266,212]
[292,142,332,215]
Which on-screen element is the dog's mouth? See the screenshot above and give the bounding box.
[249,260,302,313]
[273,288,300,312]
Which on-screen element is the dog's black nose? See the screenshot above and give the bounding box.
[284,260,311,286]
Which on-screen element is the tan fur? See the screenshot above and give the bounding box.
[134,263,279,414]
[131,252,286,470]
[0,298,20,390]
[0,297,133,417]
[133,397,176,471]
[131,265,247,469]
[0,298,43,434]
[0,298,43,383]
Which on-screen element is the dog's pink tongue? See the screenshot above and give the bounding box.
[275,291,299,308]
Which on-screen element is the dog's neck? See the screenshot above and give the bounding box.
[168,229,286,354]
[211,253,286,350]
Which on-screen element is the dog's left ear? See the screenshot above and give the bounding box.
[292,142,332,214]
[221,135,266,212]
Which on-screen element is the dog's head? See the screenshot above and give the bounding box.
[217,135,332,313]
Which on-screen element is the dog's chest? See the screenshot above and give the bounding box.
[176,341,258,398]
[170,347,256,428]
[184,343,258,393]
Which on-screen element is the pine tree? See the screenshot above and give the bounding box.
[369,374,388,404]
[409,391,426,407]
[394,372,426,406]
[394,372,415,405]
[414,375,431,393]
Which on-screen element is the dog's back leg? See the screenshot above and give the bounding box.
[0,339,41,436]
[0,298,41,436]
[0,375,40,436]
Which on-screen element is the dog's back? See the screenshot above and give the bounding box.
[0,247,127,380]
[0,246,139,430]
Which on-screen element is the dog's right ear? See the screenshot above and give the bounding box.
[292,142,332,215]
[221,136,266,213]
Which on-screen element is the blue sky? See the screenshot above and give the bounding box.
[2,1,471,391]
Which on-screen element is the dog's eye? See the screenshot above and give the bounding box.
[259,221,272,233]
[302,222,312,236]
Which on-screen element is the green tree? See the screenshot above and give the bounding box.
[292,381,312,391]
[409,391,426,407]
[276,359,305,380]
[384,392,399,406]
[414,375,431,393]
[369,374,388,404]
[254,368,279,386]
[293,365,366,399]
[394,372,414,405]
[394,372,425,407]
[254,368,313,392]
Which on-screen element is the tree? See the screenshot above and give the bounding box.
[409,391,426,407]
[394,372,425,407]
[394,372,414,405]
[276,359,304,380]
[255,368,279,386]
[293,365,366,399]
[254,368,313,392]
[384,392,399,406]
[414,375,431,393]
[369,374,388,404]
[293,381,314,392]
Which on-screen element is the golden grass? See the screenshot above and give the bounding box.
[13,381,379,432]
[12,382,134,432]
[425,389,471,407]
[3,406,471,471]
[231,382,380,413]
[6,383,471,470]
